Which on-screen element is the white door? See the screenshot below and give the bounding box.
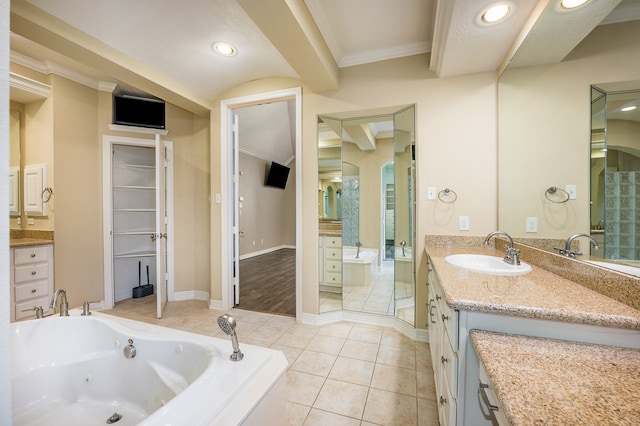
[232,114,240,306]
[155,134,168,318]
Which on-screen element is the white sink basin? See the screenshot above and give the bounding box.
[445,254,532,275]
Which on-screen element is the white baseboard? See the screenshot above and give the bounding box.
[239,245,295,261]
[300,311,429,342]
[209,299,224,310]
[174,290,209,302]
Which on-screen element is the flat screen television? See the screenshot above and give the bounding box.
[265,162,290,189]
[113,95,166,129]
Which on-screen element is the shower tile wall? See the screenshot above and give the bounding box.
[605,171,640,259]
[342,176,359,247]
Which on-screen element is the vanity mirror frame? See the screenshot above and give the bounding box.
[317,105,416,326]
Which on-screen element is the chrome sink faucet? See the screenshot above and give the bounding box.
[50,289,69,316]
[555,233,599,258]
[483,231,521,265]
[400,240,407,257]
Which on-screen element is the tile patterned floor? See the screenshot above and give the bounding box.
[103,298,439,425]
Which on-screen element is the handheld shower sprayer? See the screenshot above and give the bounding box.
[217,314,244,361]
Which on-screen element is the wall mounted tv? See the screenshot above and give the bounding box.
[265,162,290,189]
[113,94,166,129]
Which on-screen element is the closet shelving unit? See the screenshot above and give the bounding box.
[112,145,157,301]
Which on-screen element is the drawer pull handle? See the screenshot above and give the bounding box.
[436,295,442,301]
[31,289,37,293]
[441,355,448,364]
[429,303,437,324]
[30,253,36,258]
[480,386,500,412]
[439,396,447,405]
[31,271,37,276]
[442,313,449,322]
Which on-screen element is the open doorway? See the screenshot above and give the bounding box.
[220,88,302,318]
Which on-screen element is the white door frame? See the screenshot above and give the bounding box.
[220,87,302,319]
[102,135,174,309]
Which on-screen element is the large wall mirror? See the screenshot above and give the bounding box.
[317,105,416,326]
[9,107,22,221]
[590,83,640,273]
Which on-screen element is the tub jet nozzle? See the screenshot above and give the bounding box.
[217,314,244,361]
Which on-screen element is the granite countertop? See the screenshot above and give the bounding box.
[10,238,54,248]
[426,245,640,330]
[470,330,640,425]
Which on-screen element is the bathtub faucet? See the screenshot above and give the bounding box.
[400,240,407,257]
[50,289,69,317]
[355,241,363,259]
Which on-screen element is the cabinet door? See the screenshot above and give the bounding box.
[155,134,168,319]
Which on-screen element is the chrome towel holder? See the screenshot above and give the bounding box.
[438,188,457,203]
[545,186,569,203]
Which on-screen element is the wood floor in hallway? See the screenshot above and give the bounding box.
[239,248,296,316]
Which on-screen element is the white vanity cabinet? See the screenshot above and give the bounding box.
[319,235,342,292]
[10,244,54,321]
[427,259,458,426]
[426,252,640,425]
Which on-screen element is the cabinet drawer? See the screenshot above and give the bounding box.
[323,237,342,248]
[440,337,459,396]
[325,271,342,286]
[438,375,457,426]
[479,362,509,425]
[15,296,51,321]
[15,280,50,302]
[325,260,342,273]
[14,245,50,265]
[325,247,342,260]
[14,263,49,283]
[441,303,459,351]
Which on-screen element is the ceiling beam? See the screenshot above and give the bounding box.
[10,0,212,115]
[236,0,339,93]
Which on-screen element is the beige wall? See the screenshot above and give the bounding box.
[238,152,296,256]
[498,20,640,239]
[212,58,499,328]
[10,69,211,308]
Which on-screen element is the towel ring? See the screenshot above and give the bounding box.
[42,187,54,203]
[545,186,569,203]
[438,188,457,203]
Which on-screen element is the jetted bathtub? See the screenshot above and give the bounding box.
[343,247,378,286]
[11,311,287,425]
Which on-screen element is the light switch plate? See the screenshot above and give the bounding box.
[526,217,538,233]
[427,186,436,200]
[459,216,470,231]
[566,184,577,200]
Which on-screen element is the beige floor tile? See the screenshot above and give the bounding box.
[371,363,417,396]
[287,401,311,426]
[274,330,316,349]
[246,324,288,345]
[416,370,436,400]
[362,301,390,314]
[270,344,302,367]
[417,397,439,426]
[363,388,418,426]
[343,299,366,311]
[377,344,416,369]
[303,408,360,425]
[381,329,416,349]
[415,345,433,373]
[290,350,337,377]
[340,340,379,362]
[286,370,326,406]
[306,334,346,355]
[318,322,353,339]
[348,325,383,344]
[328,356,375,386]
[313,378,369,419]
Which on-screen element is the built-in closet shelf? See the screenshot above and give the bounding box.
[114,251,156,259]
[113,231,155,236]
[113,185,156,190]
[117,164,155,170]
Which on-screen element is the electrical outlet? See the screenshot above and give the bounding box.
[427,186,436,200]
[526,217,538,233]
[28,218,34,225]
[459,216,470,231]
[566,184,577,200]
[215,193,221,204]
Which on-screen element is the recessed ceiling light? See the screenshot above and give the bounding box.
[560,0,590,10]
[621,105,637,112]
[481,4,511,24]
[212,42,237,57]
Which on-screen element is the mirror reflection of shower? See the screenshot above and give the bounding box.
[317,106,416,326]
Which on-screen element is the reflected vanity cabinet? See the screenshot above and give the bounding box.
[427,257,459,426]
[10,244,54,322]
[319,235,342,292]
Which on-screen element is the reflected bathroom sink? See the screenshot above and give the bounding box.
[445,254,532,275]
